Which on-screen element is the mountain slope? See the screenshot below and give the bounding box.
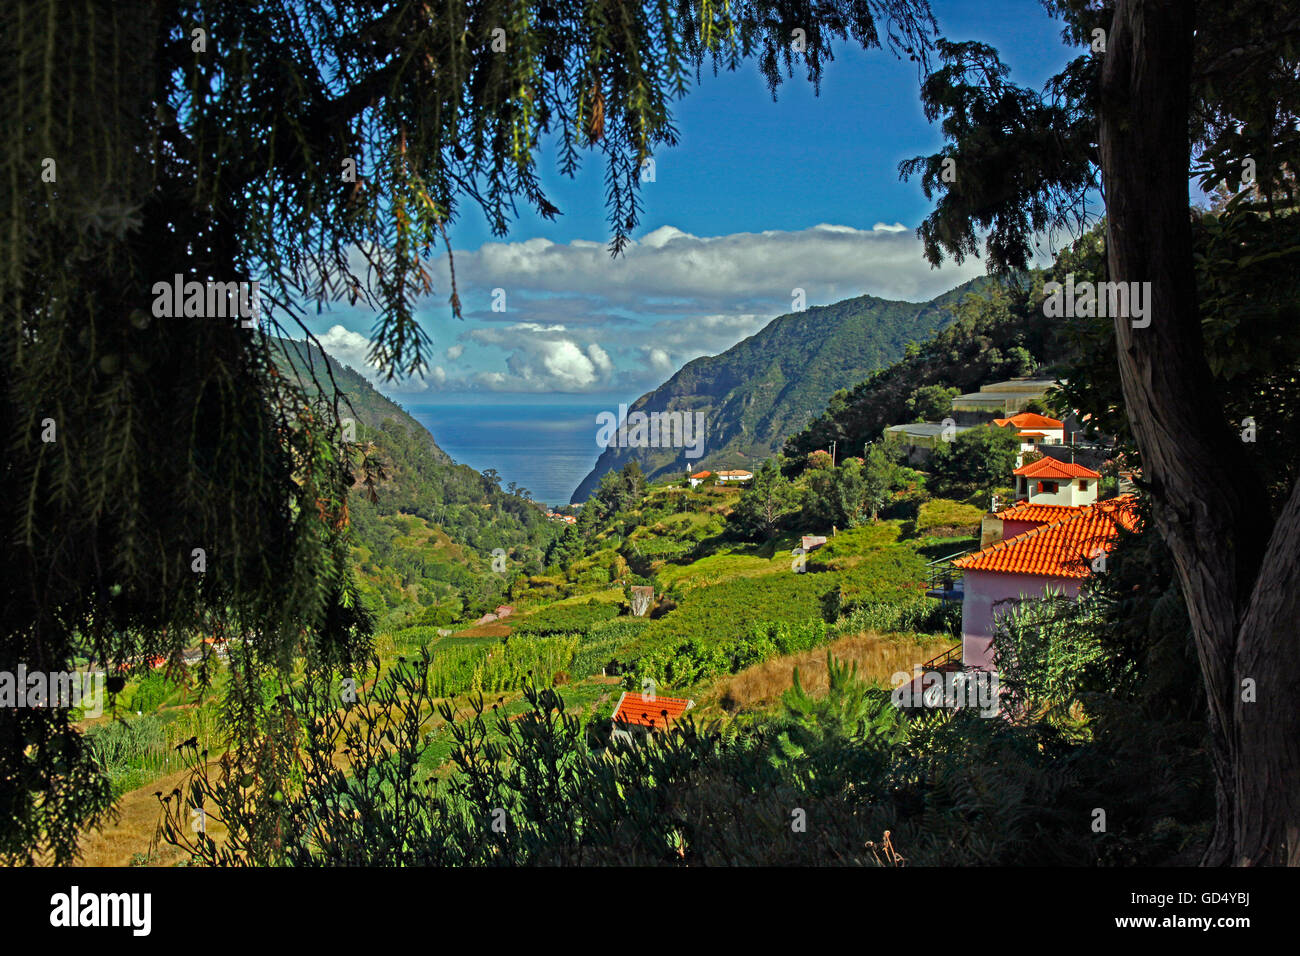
[274,336,453,465]
[784,276,1065,461]
[571,277,992,502]
[273,337,553,623]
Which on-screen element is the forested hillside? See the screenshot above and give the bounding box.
[274,338,554,625]
[784,278,1062,460]
[570,277,994,501]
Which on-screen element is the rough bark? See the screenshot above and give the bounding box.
[1099,0,1297,865]
[1235,475,1300,864]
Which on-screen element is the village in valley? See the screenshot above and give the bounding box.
[17,0,1290,880]
[573,375,1139,730]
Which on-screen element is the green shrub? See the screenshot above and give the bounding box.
[838,598,960,637]
[916,498,985,532]
[428,634,580,696]
[511,599,621,636]
[125,671,182,713]
[569,619,651,678]
[627,618,830,691]
[389,625,443,652]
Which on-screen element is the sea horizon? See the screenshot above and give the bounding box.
[407,402,613,507]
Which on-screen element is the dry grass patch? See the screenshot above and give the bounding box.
[701,630,954,716]
[64,764,227,867]
[453,623,511,639]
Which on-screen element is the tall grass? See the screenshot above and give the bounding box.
[707,631,953,715]
[428,634,580,696]
[838,598,960,639]
[89,705,226,797]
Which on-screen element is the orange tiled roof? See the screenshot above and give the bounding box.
[996,502,1084,524]
[1014,456,1100,480]
[690,470,712,479]
[993,412,1064,429]
[613,691,694,729]
[955,496,1139,578]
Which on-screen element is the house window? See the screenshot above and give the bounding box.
[1078,480,1088,491]
[1038,480,1058,494]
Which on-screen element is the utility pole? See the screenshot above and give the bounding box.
[830,440,837,467]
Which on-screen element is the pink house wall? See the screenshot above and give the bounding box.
[961,569,1081,670]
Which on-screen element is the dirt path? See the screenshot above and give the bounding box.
[65,768,195,867]
[71,759,237,868]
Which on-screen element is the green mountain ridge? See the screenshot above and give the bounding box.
[274,336,453,465]
[273,337,553,625]
[784,272,1068,460]
[570,276,994,502]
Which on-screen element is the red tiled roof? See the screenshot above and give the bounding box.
[954,496,1140,578]
[993,412,1064,429]
[1017,430,1048,438]
[995,502,1084,523]
[1014,456,1101,480]
[612,691,694,729]
[689,470,712,479]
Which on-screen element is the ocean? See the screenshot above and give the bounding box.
[406,403,611,507]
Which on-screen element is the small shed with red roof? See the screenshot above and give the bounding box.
[611,690,694,744]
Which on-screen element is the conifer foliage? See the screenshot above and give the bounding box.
[0,0,938,862]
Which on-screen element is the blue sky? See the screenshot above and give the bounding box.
[305,1,1078,407]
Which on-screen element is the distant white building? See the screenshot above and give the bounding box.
[715,469,753,484]
[950,378,1059,418]
[882,421,974,452]
[992,411,1067,452]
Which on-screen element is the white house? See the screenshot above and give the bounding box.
[687,470,712,488]
[715,469,753,484]
[992,412,1066,448]
[1013,456,1101,507]
[953,495,1139,670]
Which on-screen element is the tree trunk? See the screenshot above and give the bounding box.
[1099,0,1299,864]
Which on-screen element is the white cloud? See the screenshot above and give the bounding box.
[587,343,613,376]
[465,323,616,392]
[310,222,988,395]
[315,325,373,372]
[646,347,674,373]
[310,324,432,393]
[434,221,984,309]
